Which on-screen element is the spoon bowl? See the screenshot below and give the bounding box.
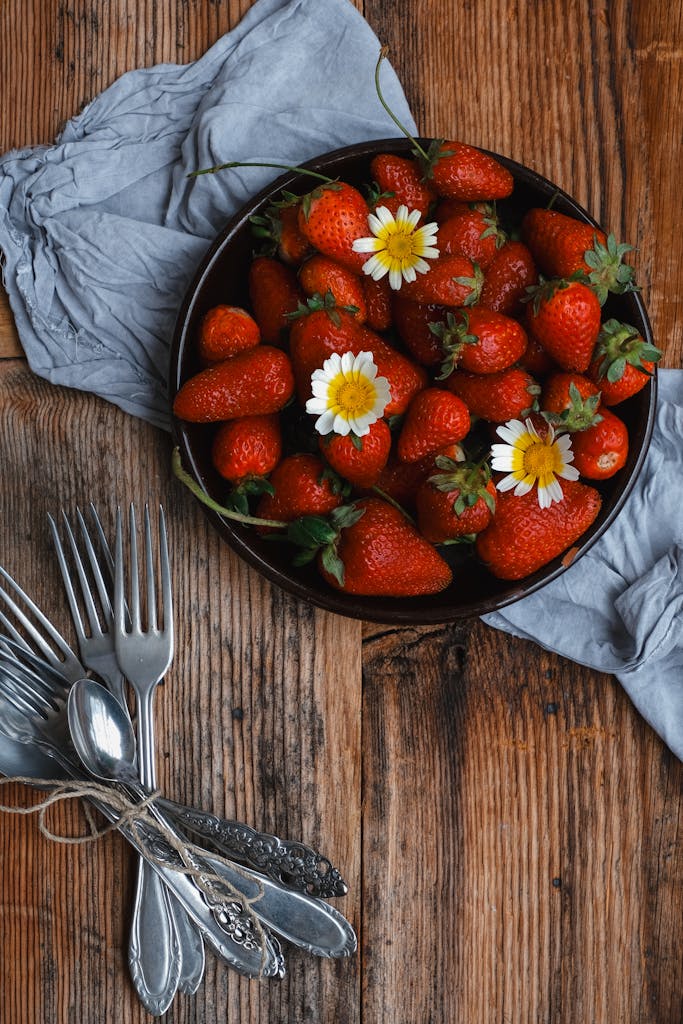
[67,677,139,784]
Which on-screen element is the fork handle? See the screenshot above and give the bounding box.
[133,684,207,996]
[128,860,183,1014]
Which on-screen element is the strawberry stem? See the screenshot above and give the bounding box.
[374,48,430,163]
[171,447,288,529]
[188,161,335,184]
[371,484,416,526]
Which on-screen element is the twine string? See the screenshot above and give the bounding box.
[0,775,271,974]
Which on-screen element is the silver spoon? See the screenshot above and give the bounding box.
[67,678,356,959]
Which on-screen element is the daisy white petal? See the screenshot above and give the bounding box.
[352,204,440,291]
[374,206,395,228]
[489,417,577,507]
[388,267,403,290]
[496,473,521,492]
[306,351,390,437]
[559,463,580,481]
[315,409,337,434]
[352,236,384,253]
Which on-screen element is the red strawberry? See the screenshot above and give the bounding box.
[198,305,260,365]
[525,278,602,372]
[173,346,295,423]
[416,458,497,542]
[587,318,661,405]
[256,453,343,526]
[370,153,436,220]
[434,198,470,223]
[312,498,453,596]
[445,367,540,422]
[570,408,629,480]
[211,414,281,483]
[357,329,428,416]
[297,181,370,273]
[392,295,449,367]
[397,388,470,463]
[518,329,557,376]
[423,140,514,201]
[475,479,602,580]
[319,418,391,489]
[248,256,303,345]
[480,240,538,316]
[522,208,637,304]
[435,307,528,377]
[299,256,367,322]
[362,274,393,331]
[250,203,312,266]
[437,205,505,269]
[399,254,482,306]
[288,301,363,402]
[541,373,602,432]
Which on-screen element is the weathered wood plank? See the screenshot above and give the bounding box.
[1,0,682,1022]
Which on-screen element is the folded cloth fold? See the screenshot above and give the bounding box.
[0,0,414,430]
[483,369,683,760]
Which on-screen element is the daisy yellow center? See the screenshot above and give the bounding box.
[330,374,376,417]
[385,231,416,260]
[523,441,562,477]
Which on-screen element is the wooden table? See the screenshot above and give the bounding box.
[1,3,681,1021]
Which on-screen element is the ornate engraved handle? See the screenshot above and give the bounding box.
[160,800,348,900]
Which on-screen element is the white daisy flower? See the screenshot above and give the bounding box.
[305,350,391,437]
[490,417,579,509]
[351,204,439,290]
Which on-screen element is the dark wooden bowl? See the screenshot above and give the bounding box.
[169,138,656,624]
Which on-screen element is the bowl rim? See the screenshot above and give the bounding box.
[170,137,657,624]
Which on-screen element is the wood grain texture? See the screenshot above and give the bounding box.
[1,1,682,1022]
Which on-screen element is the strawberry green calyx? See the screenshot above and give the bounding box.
[542,382,603,433]
[171,448,288,529]
[584,234,639,306]
[285,289,359,326]
[523,275,570,316]
[224,476,275,516]
[415,138,456,181]
[364,180,397,210]
[593,318,662,383]
[432,311,478,380]
[428,457,496,517]
[249,204,288,255]
[479,203,508,250]
[454,262,485,307]
[287,504,366,584]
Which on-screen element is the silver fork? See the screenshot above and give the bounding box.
[0,646,285,980]
[0,558,348,899]
[48,508,206,1005]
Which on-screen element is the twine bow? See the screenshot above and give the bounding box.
[0,775,271,973]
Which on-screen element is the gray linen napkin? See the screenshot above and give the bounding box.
[0,0,414,430]
[483,369,683,760]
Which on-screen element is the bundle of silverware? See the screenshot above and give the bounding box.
[0,504,355,1015]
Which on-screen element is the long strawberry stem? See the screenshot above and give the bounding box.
[371,484,416,526]
[172,447,288,529]
[374,47,430,163]
[188,160,335,184]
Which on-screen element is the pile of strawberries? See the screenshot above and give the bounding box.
[172,139,659,599]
